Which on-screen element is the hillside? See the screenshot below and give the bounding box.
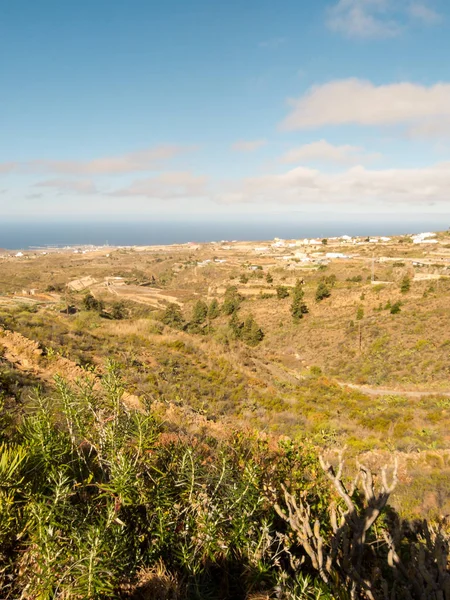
[0,232,449,598]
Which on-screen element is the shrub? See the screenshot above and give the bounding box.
[276,286,290,299]
[207,299,220,319]
[82,293,104,313]
[222,286,242,315]
[111,301,126,320]
[241,315,264,346]
[356,305,364,320]
[390,301,402,314]
[400,275,411,293]
[266,272,273,284]
[315,282,331,302]
[161,303,185,329]
[191,300,208,325]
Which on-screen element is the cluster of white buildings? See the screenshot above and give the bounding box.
[412,232,438,244]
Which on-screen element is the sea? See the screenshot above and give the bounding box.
[0,216,447,250]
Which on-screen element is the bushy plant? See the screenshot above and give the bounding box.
[291,280,308,321]
[222,286,242,315]
[277,286,290,299]
[315,282,331,302]
[161,303,185,329]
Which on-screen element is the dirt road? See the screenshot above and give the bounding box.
[338,381,450,398]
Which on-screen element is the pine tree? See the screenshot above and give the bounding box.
[241,315,264,346]
[192,300,208,324]
[229,312,242,339]
[161,303,185,329]
[291,280,308,321]
[208,299,220,319]
[222,286,242,315]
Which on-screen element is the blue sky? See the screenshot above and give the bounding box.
[1,0,450,224]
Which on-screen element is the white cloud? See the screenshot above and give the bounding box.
[326,0,442,38]
[279,140,380,165]
[218,162,450,205]
[111,171,208,200]
[258,37,286,48]
[281,79,450,136]
[408,2,442,24]
[0,145,192,176]
[35,179,98,194]
[231,139,267,152]
[326,0,402,39]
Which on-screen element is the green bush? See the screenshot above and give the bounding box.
[315,282,331,302]
[276,286,290,299]
[291,280,308,322]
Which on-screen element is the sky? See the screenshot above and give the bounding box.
[1,0,450,226]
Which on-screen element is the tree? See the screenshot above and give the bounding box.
[356,305,364,320]
[192,300,208,325]
[315,282,331,302]
[241,315,264,346]
[111,301,126,320]
[276,286,290,299]
[229,312,242,339]
[239,274,249,284]
[266,272,273,284]
[400,275,411,293]
[83,293,104,313]
[291,279,308,321]
[161,303,185,329]
[208,299,220,320]
[321,238,328,245]
[222,286,242,315]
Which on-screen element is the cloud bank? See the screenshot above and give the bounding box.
[218,162,450,205]
[281,79,450,136]
[279,140,380,165]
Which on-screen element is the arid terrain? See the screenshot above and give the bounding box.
[1,230,450,520]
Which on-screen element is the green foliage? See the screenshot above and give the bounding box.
[324,274,337,287]
[192,299,208,325]
[266,272,273,284]
[321,238,328,245]
[229,311,243,339]
[315,282,331,302]
[208,298,220,319]
[277,286,290,299]
[111,301,126,320]
[241,314,265,346]
[390,301,402,314]
[239,273,249,284]
[0,367,448,600]
[356,305,364,321]
[291,280,309,321]
[82,293,104,313]
[222,286,242,315]
[400,275,411,293]
[161,303,185,329]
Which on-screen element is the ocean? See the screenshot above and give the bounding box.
[0,216,446,250]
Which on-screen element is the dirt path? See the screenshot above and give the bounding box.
[338,381,450,398]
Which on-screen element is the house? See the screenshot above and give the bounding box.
[325,252,348,259]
